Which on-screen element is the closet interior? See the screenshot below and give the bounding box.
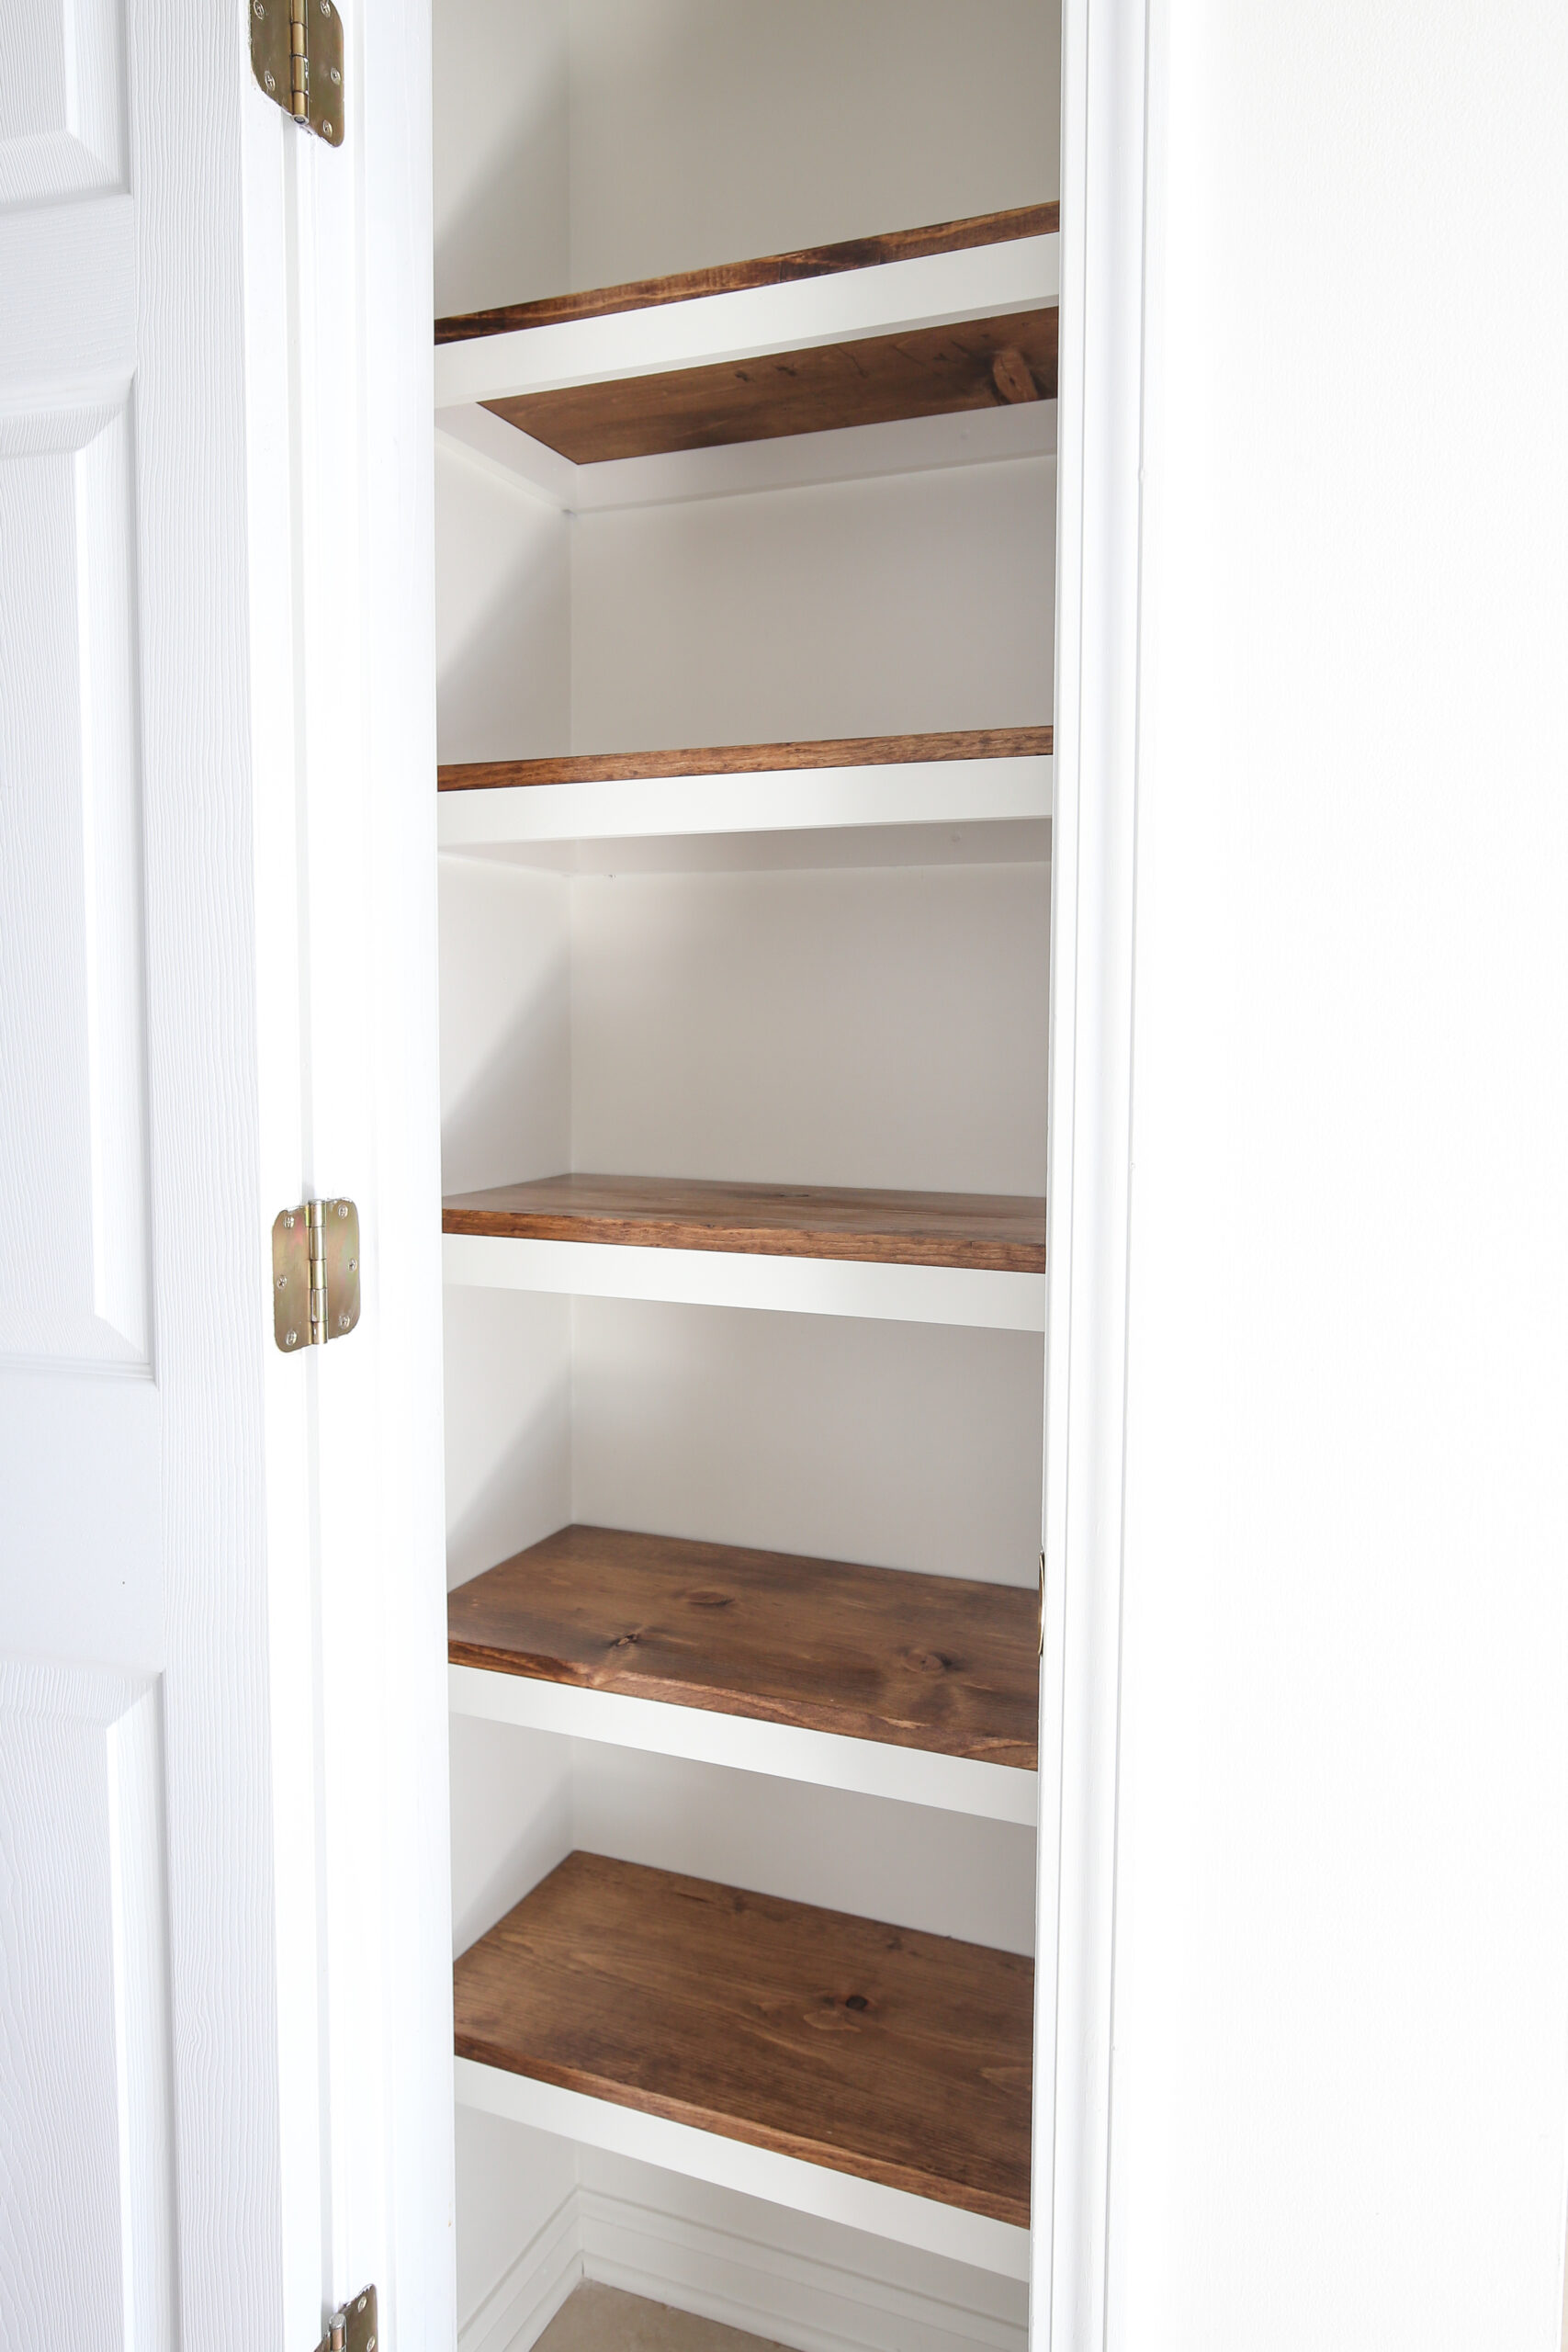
[433,5,1060,2344]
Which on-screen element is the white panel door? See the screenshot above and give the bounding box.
[0,3,452,2348]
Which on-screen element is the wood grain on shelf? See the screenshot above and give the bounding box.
[435,204,1060,344]
[448,1523,1039,1769]
[438,725,1053,793]
[442,1173,1047,1274]
[482,307,1058,463]
[453,1851,1032,2225]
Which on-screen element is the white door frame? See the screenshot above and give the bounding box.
[1033,1,1150,2345]
[240,0,454,2338]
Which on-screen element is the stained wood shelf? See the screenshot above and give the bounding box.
[453,1851,1032,2229]
[438,724,1051,793]
[434,205,1060,464]
[435,728,1053,870]
[437,207,1060,343]
[442,1173,1046,1274]
[448,1523,1039,1770]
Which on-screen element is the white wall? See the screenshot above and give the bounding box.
[434,0,1058,318]
[568,0,1058,289]
[433,0,568,316]
[570,861,1049,1193]
[435,445,570,764]
[570,1300,1042,1587]
[570,461,1054,752]
[1106,3,1568,2346]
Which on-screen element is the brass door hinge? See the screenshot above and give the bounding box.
[251,0,344,145]
[316,2284,377,2352]
[273,1199,361,1351]
[1039,1551,1045,1657]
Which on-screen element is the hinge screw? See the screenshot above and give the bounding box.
[285,1329,299,1346]
[276,1275,288,1290]
[331,65,341,81]
[264,69,276,89]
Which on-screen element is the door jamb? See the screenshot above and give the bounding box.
[1032,1,1150,2344]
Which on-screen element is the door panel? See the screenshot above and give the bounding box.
[0,0,126,209]
[0,1,450,2346]
[0,1666,173,2352]
[0,400,149,1370]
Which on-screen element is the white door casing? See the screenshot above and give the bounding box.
[0,3,452,2348]
[1033,0,1147,2346]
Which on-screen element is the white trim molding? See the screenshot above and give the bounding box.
[456,2168,1029,2352]
[448,1664,1039,1827]
[444,1233,1046,1333]
[1034,1,1149,2347]
[434,236,1060,410]
[457,2185,582,2352]
[456,2060,1031,2284]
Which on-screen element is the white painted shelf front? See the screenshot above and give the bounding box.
[454,2057,1032,2283]
[442,1232,1047,1332]
[449,1663,1039,1826]
[436,751,1054,863]
[434,233,1060,413]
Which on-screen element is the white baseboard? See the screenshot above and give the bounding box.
[457,2186,582,2352]
[578,2175,1028,2352]
[459,2170,1029,2352]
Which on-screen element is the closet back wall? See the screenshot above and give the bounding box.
[434,0,1060,316]
[436,453,1055,763]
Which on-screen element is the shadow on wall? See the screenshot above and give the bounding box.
[442,1285,572,1587]
[434,0,568,317]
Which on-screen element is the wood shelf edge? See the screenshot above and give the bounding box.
[445,1644,1040,1771]
[436,203,1061,345]
[446,1525,1041,1772]
[440,1203,1047,1276]
[438,726,1053,793]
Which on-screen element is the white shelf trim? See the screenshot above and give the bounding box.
[434,234,1059,411]
[442,1231,1047,1333]
[454,2057,1032,2282]
[449,1663,1039,1826]
[436,753,1053,852]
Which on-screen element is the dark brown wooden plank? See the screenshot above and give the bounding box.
[454,1851,1032,2225]
[438,725,1053,793]
[442,1174,1046,1274]
[483,307,1058,463]
[436,204,1060,344]
[448,1524,1039,1769]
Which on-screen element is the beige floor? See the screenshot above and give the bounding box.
[536,2282,788,2352]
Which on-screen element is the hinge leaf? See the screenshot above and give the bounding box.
[250,0,344,146]
[315,2283,378,2352]
[273,1200,360,1351]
